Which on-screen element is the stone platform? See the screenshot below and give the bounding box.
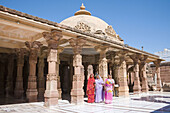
[0,92,170,113]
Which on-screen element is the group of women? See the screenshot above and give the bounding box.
[86,74,115,104]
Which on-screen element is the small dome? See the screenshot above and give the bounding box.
[60,4,124,43]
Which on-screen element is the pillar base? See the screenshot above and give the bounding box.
[118,86,129,97]
[71,89,84,104]
[44,90,58,107]
[38,88,45,101]
[44,97,58,107]
[26,89,38,102]
[14,90,24,98]
[142,85,149,92]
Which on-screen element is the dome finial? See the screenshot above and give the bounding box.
[80,3,85,10]
[74,3,91,16]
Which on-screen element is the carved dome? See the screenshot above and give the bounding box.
[60,4,123,43]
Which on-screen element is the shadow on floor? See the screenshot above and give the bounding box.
[132,95,170,112]
[151,105,170,113]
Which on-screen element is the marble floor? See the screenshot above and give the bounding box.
[0,91,170,113]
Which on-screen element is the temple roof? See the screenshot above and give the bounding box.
[0,5,163,62]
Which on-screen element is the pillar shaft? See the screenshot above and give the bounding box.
[25,41,42,102]
[26,50,38,102]
[6,54,14,97]
[133,63,141,94]
[118,60,129,96]
[14,49,25,98]
[141,63,149,92]
[44,49,59,107]
[69,38,86,104]
[71,54,84,104]
[130,55,141,94]
[99,57,108,81]
[87,65,93,79]
[154,60,162,91]
[95,46,108,81]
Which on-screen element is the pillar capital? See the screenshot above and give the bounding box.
[25,41,42,62]
[129,54,141,65]
[25,41,42,102]
[69,37,86,55]
[95,46,109,59]
[153,59,161,68]
[43,29,62,49]
[15,48,27,66]
[139,55,148,70]
[113,51,127,66]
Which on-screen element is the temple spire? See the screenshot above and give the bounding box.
[74,3,91,16]
[80,3,85,10]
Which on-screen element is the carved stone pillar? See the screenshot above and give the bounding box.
[56,47,64,99]
[154,60,162,91]
[115,52,129,96]
[43,29,62,107]
[14,48,26,98]
[25,41,42,102]
[95,46,108,81]
[87,65,93,79]
[69,38,86,104]
[38,51,46,101]
[6,54,15,97]
[140,56,148,92]
[130,54,141,94]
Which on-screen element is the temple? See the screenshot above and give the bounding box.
[0,4,163,107]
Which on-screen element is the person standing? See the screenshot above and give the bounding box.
[104,75,115,104]
[95,75,104,103]
[86,74,95,103]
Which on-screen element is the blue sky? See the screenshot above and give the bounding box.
[0,0,170,54]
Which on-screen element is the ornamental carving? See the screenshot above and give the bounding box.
[42,29,62,49]
[47,49,58,62]
[105,25,116,36]
[15,48,26,65]
[25,41,42,50]
[29,49,38,62]
[73,75,83,81]
[69,38,86,54]
[47,74,57,81]
[75,22,91,32]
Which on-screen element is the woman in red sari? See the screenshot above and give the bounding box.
[86,74,95,103]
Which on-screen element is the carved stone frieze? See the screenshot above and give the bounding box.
[73,75,83,81]
[42,29,62,49]
[69,38,86,54]
[47,74,57,81]
[75,22,91,32]
[105,25,116,36]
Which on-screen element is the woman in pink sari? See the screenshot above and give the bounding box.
[104,75,115,104]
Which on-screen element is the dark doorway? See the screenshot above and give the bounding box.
[60,61,71,102]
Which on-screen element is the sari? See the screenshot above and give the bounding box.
[105,78,115,104]
[95,75,104,103]
[86,74,95,103]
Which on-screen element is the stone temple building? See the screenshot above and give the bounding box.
[0,4,164,107]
